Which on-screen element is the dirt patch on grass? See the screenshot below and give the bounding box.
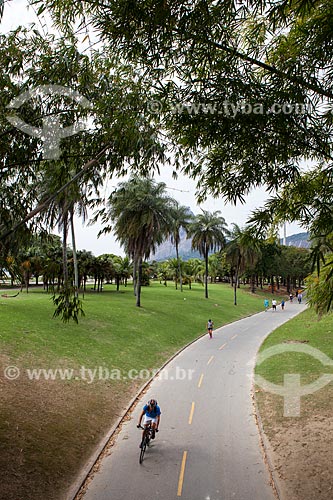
[256,386,333,500]
[0,355,138,500]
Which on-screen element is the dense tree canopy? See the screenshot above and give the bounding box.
[0,28,167,244]
[1,0,332,314]
[30,0,333,201]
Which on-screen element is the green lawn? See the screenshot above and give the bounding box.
[0,281,264,500]
[254,307,333,499]
[0,281,264,372]
[2,282,330,500]
[255,308,333,386]
[255,307,333,433]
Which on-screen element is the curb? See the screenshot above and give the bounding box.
[68,308,274,500]
[252,388,282,500]
[68,329,209,500]
[251,305,308,500]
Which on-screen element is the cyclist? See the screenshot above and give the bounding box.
[137,399,161,447]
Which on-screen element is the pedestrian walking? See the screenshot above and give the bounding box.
[207,319,214,339]
[264,299,269,311]
[272,299,277,311]
[281,299,285,310]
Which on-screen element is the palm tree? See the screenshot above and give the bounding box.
[208,254,222,284]
[157,261,171,286]
[106,177,175,306]
[167,257,184,289]
[186,258,205,287]
[187,210,229,298]
[38,162,90,293]
[226,224,262,305]
[120,256,132,287]
[35,158,102,322]
[170,203,193,292]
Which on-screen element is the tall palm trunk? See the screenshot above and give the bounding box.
[233,271,238,305]
[204,244,209,299]
[70,209,79,298]
[234,255,241,305]
[133,258,137,296]
[251,273,256,293]
[136,256,142,307]
[287,275,291,294]
[62,215,69,288]
[62,213,69,306]
[176,241,183,292]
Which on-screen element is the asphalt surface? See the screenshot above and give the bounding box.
[82,301,307,500]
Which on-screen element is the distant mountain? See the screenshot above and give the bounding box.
[281,232,310,248]
[152,227,200,261]
[152,231,310,262]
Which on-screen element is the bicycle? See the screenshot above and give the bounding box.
[137,422,158,464]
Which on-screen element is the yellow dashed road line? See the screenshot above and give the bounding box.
[198,373,204,388]
[188,402,195,425]
[177,451,188,496]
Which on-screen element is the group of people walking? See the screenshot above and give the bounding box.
[264,290,303,312]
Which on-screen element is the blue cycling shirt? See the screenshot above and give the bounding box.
[143,404,161,418]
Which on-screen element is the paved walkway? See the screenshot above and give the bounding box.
[81,301,306,500]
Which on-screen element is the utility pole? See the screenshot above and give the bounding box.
[283,222,287,246]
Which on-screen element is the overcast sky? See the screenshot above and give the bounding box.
[2,0,303,256]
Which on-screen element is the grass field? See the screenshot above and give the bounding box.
[0,281,264,500]
[254,307,333,499]
[255,307,333,420]
[0,282,264,370]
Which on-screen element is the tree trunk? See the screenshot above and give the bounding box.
[70,210,79,298]
[234,269,238,305]
[251,274,256,293]
[133,259,137,296]
[176,242,182,292]
[204,245,209,299]
[136,257,142,307]
[25,270,29,294]
[62,217,69,287]
[62,215,69,306]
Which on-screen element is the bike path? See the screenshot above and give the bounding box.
[81,301,306,500]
